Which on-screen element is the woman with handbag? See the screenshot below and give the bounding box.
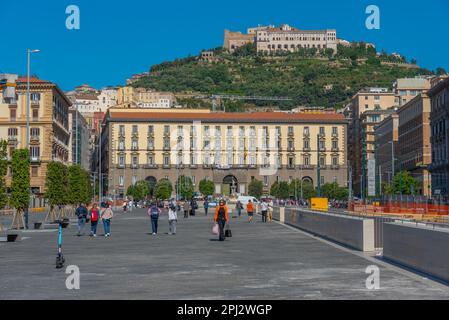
[213,200,229,241]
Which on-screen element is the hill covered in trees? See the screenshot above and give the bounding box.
[133,43,438,110]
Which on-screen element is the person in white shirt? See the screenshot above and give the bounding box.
[260,201,269,223]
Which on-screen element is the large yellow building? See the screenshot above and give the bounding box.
[0,74,71,203]
[100,108,348,198]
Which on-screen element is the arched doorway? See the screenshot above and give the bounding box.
[145,176,157,197]
[302,176,313,186]
[222,175,238,196]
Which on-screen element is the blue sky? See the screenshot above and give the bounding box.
[1,0,448,91]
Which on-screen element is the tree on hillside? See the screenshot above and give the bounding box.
[199,179,214,198]
[0,139,8,209]
[232,43,256,57]
[10,149,30,228]
[154,179,173,200]
[176,175,194,200]
[248,179,263,199]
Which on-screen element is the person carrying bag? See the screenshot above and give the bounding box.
[213,200,229,241]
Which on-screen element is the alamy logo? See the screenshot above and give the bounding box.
[365,265,380,290]
[66,5,80,30]
[365,5,380,30]
[65,265,80,290]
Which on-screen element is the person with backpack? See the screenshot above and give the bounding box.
[168,202,178,235]
[75,203,88,236]
[89,203,100,237]
[246,200,254,223]
[214,199,229,241]
[203,198,209,216]
[148,203,161,235]
[100,203,114,237]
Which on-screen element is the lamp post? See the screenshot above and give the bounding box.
[25,49,40,229]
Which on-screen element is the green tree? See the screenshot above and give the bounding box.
[154,179,173,200]
[67,165,90,206]
[392,171,419,195]
[289,179,316,199]
[199,179,214,197]
[10,149,30,214]
[45,162,69,207]
[128,180,150,201]
[270,181,279,198]
[248,179,263,199]
[321,182,348,200]
[176,175,194,200]
[0,139,8,208]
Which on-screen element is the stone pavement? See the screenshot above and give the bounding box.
[1,208,449,300]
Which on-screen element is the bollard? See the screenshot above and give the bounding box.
[280,207,285,223]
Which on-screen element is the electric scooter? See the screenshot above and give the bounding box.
[55,219,69,269]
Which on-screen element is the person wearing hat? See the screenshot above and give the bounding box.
[213,199,229,241]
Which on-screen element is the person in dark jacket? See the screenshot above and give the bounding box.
[75,203,88,236]
[190,198,197,216]
[214,200,229,241]
[203,199,209,216]
[148,203,161,235]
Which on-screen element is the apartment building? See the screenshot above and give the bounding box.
[117,86,176,108]
[396,93,432,196]
[393,77,431,107]
[429,77,449,197]
[68,107,90,171]
[0,74,71,198]
[224,24,338,54]
[348,88,396,197]
[99,108,348,199]
[374,114,399,188]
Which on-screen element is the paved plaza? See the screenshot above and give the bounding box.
[1,208,449,300]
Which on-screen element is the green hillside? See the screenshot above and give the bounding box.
[133,43,434,110]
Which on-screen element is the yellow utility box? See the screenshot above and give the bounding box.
[311,198,329,212]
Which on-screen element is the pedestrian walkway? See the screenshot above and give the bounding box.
[0,208,448,299]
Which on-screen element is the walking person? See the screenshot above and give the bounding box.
[168,202,178,235]
[236,201,243,218]
[100,203,114,237]
[75,203,88,236]
[246,200,254,223]
[260,200,268,223]
[214,199,229,241]
[203,198,209,216]
[148,202,161,235]
[89,203,100,237]
[190,198,197,216]
[183,200,190,218]
[268,200,274,223]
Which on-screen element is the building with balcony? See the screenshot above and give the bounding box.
[374,114,399,190]
[99,108,348,199]
[0,74,71,197]
[347,88,396,197]
[396,93,432,196]
[429,77,449,196]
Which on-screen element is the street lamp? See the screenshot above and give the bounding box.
[25,49,40,229]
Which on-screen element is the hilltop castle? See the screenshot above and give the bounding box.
[224,24,338,54]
